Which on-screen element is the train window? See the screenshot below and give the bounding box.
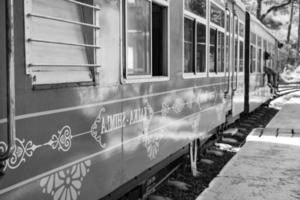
[235,38,238,72]
[250,32,256,45]
[268,42,272,68]
[257,37,262,47]
[234,17,238,73]
[257,36,262,72]
[250,46,256,73]
[184,1,207,76]
[217,32,225,72]
[210,3,225,28]
[225,11,230,73]
[184,18,194,73]
[239,22,244,38]
[185,0,206,18]
[239,41,244,72]
[226,34,230,72]
[196,23,206,73]
[257,49,262,72]
[210,28,217,73]
[124,0,169,79]
[24,0,100,86]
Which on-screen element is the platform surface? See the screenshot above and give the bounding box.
[197,99,300,200]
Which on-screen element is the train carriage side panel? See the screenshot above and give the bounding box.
[0,0,229,200]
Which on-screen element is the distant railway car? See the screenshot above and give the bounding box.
[0,0,281,199]
[245,14,280,112]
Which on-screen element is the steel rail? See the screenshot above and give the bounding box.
[0,0,16,162]
[27,38,101,48]
[27,13,101,29]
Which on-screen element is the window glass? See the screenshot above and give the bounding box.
[235,18,238,35]
[210,3,225,27]
[185,0,206,18]
[251,32,256,45]
[239,22,244,37]
[257,36,262,47]
[196,23,206,73]
[184,18,194,73]
[251,46,256,73]
[235,38,238,72]
[226,13,230,33]
[226,34,230,72]
[263,40,267,50]
[257,49,262,72]
[127,0,151,76]
[210,28,217,72]
[239,41,244,72]
[217,31,225,72]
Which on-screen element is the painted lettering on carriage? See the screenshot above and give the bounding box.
[90,104,153,148]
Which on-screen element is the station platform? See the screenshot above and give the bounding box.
[197,99,300,200]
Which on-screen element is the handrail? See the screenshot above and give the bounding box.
[28,64,101,67]
[64,0,100,10]
[0,0,16,162]
[27,13,101,29]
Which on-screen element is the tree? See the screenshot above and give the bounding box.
[287,0,295,43]
[258,0,293,22]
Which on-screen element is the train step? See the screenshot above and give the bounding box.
[223,128,238,136]
[206,149,224,157]
[200,159,214,165]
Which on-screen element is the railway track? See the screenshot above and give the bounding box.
[147,104,278,200]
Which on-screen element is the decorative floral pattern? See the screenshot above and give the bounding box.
[161,103,171,117]
[40,160,91,200]
[90,107,106,148]
[143,133,161,160]
[46,126,73,152]
[173,98,185,113]
[0,138,40,171]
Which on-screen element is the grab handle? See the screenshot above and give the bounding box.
[0,0,16,162]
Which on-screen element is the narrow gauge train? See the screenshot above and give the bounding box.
[0,0,281,199]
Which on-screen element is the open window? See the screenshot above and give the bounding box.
[24,0,100,86]
[123,0,169,81]
[184,0,207,76]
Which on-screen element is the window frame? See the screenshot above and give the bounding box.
[24,0,101,87]
[183,0,208,79]
[121,0,170,84]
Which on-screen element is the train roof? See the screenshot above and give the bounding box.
[248,10,281,43]
[235,0,246,12]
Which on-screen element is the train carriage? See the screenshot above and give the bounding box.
[245,13,279,112]
[0,0,281,199]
